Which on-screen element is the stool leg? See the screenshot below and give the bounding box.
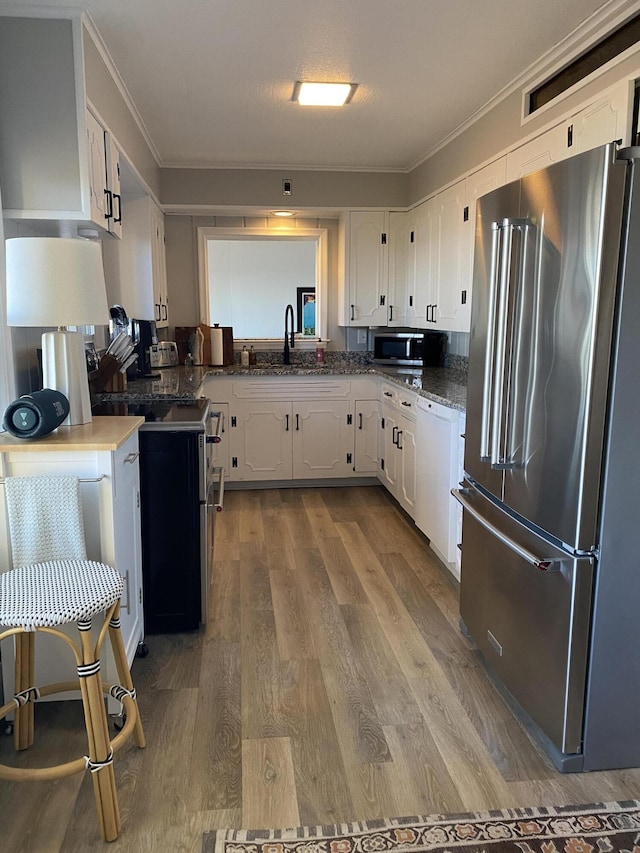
[78,621,121,842]
[13,631,35,751]
[108,602,145,748]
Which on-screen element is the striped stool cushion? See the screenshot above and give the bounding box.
[0,560,124,631]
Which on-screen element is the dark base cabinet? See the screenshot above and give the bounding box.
[139,430,202,633]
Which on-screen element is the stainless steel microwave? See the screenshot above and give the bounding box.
[373,331,447,367]
[373,333,424,366]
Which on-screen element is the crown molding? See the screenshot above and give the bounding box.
[81,11,163,167]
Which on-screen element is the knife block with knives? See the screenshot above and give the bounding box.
[89,334,137,392]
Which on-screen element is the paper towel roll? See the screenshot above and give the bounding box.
[210,326,224,366]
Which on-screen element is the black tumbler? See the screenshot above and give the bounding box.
[3,389,70,438]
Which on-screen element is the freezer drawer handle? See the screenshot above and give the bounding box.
[451,488,558,572]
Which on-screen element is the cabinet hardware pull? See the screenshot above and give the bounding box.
[113,193,122,223]
[285,414,289,431]
[401,401,411,407]
[161,304,168,321]
[397,429,403,450]
[392,426,399,446]
[104,188,113,219]
[121,569,131,614]
[350,304,355,321]
[296,414,300,431]
[124,451,140,464]
[155,303,161,322]
[389,305,393,321]
[359,412,363,430]
[384,391,393,397]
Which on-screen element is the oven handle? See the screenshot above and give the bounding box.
[206,411,224,443]
[208,466,225,513]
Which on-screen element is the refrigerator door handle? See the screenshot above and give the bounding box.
[480,222,502,461]
[491,218,532,469]
[452,487,559,571]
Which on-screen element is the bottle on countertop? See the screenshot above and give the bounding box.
[193,327,204,365]
[241,346,250,367]
[249,345,256,366]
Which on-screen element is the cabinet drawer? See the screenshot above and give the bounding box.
[113,432,140,497]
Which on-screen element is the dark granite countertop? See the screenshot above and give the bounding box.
[93,363,467,412]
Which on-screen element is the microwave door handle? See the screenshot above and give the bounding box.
[480,223,501,461]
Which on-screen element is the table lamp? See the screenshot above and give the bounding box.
[5,237,109,426]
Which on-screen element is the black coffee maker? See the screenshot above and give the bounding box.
[127,318,158,380]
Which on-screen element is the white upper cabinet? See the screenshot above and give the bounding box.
[408,196,437,328]
[340,210,388,326]
[102,195,167,324]
[567,81,633,155]
[0,15,121,236]
[458,157,507,332]
[86,109,123,238]
[506,81,632,183]
[387,211,411,327]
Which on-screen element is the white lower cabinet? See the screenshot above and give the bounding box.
[379,383,417,518]
[415,397,461,578]
[354,400,379,473]
[202,376,380,483]
[0,422,144,710]
[230,398,354,481]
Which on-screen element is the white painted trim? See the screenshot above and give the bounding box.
[160,160,408,173]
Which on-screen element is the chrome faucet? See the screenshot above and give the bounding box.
[284,303,295,365]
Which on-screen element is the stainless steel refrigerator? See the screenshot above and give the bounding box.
[454,142,640,772]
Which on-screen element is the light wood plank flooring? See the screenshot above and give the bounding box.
[2,485,640,851]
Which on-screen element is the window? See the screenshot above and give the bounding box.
[197,227,328,343]
[528,13,640,114]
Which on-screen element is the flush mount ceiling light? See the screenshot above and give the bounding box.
[293,81,357,106]
[270,210,296,217]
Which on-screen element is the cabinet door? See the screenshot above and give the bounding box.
[396,413,417,518]
[231,402,293,480]
[151,202,169,328]
[459,157,507,333]
[505,121,568,183]
[347,211,388,325]
[105,131,123,238]
[415,400,460,571]
[354,400,379,473]
[112,433,143,660]
[379,403,400,494]
[87,109,109,229]
[292,400,353,478]
[569,81,632,155]
[409,197,437,328]
[388,211,410,326]
[433,180,466,330]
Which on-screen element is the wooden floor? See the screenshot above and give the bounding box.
[2,485,640,851]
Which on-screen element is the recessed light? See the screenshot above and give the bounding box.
[270,210,296,217]
[293,81,357,107]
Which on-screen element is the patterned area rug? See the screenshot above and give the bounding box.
[202,801,640,853]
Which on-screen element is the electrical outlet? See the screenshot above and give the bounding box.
[357,329,367,344]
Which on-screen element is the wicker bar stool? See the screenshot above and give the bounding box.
[0,476,145,842]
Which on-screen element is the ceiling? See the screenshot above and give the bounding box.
[6,0,635,171]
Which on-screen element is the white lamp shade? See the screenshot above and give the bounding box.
[6,237,109,328]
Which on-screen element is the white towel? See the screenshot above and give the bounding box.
[4,475,87,568]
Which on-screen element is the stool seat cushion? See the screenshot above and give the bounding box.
[0,560,124,631]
